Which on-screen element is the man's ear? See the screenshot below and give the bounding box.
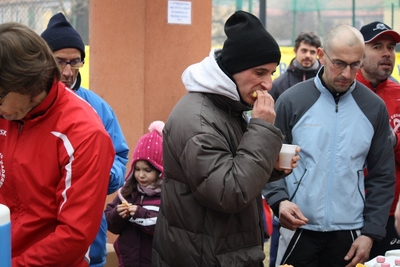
[317,48,325,64]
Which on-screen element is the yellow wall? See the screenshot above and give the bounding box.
[80,46,400,86]
[276,46,400,81]
[275,47,295,79]
[395,53,400,81]
[80,46,90,89]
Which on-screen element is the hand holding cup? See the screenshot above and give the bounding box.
[277,144,300,171]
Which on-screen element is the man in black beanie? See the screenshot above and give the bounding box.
[152,11,299,267]
[219,10,281,75]
[41,13,129,267]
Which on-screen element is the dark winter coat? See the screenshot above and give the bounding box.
[151,49,285,267]
[269,58,321,101]
[106,190,160,267]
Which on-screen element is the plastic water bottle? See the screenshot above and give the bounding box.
[373,256,386,267]
[0,204,11,267]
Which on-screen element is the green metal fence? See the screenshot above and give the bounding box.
[0,0,398,49]
[0,0,89,44]
[212,0,400,47]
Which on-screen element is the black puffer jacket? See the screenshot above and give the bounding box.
[152,49,285,267]
[269,58,321,101]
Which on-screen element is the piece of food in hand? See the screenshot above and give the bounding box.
[121,200,130,208]
[252,91,258,99]
[355,264,366,267]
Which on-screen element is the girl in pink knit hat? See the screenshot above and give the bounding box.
[105,121,164,267]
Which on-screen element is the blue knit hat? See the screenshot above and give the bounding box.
[41,13,85,60]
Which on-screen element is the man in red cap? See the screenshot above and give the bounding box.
[357,21,400,259]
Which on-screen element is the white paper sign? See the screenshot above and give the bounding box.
[167,1,192,25]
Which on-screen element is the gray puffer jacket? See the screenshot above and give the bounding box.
[152,49,284,267]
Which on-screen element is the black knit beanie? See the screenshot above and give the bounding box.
[220,11,281,75]
[41,13,85,60]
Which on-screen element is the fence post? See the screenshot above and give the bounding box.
[236,0,242,10]
[260,0,266,28]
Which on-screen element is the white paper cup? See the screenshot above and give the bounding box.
[279,144,298,169]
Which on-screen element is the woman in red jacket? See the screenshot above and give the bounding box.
[0,22,115,266]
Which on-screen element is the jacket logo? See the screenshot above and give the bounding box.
[0,153,5,188]
[394,118,400,133]
[390,115,400,133]
[0,129,6,136]
[302,123,322,128]
[390,238,400,245]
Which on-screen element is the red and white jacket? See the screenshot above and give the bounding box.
[0,80,114,267]
[357,70,400,216]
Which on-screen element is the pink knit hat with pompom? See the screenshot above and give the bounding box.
[127,120,164,179]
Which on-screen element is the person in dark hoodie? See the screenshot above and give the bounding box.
[41,13,129,267]
[152,10,300,267]
[269,31,322,102]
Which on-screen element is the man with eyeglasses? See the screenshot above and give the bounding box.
[355,21,400,260]
[262,24,395,267]
[41,13,129,267]
[0,22,115,267]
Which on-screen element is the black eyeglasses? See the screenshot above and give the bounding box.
[323,50,361,70]
[0,91,9,101]
[57,59,84,70]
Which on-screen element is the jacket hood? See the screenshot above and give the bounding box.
[23,79,60,121]
[287,58,321,73]
[182,49,240,102]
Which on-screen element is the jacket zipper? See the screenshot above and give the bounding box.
[18,121,24,134]
[334,93,340,113]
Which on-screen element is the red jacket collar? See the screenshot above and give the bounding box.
[356,70,389,92]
